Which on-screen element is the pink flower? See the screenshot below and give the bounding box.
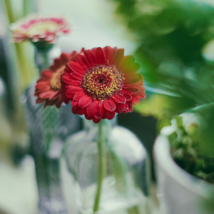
[11,14,70,43]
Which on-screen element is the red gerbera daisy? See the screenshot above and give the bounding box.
[34,50,83,108]
[62,46,146,123]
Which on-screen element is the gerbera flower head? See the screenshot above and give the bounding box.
[62,46,146,123]
[34,49,83,108]
[11,14,70,50]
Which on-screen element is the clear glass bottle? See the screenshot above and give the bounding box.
[22,46,81,214]
[61,118,151,214]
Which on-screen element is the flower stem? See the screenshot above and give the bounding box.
[93,120,106,212]
[35,50,50,73]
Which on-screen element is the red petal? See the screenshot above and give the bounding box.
[112,94,126,104]
[107,111,115,120]
[75,54,90,69]
[95,47,106,65]
[35,81,49,89]
[73,92,85,101]
[72,101,79,114]
[66,61,85,75]
[131,95,141,104]
[70,51,78,59]
[44,100,54,108]
[103,99,116,112]
[84,50,96,67]
[49,91,60,101]
[72,100,86,115]
[103,46,113,64]
[65,86,83,98]
[66,86,83,93]
[123,103,129,113]
[55,98,62,108]
[41,70,54,79]
[116,103,125,113]
[93,118,102,123]
[78,94,92,108]
[86,100,99,118]
[104,46,118,64]
[128,104,133,112]
[62,74,81,85]
[36,98,45,104]
[103,109,109,119]
[123,92,132,101]
[60,53,71,63]
[95,104,104,119]
[77,108,85,115]
[53,58,61,68]
[39,91,54,99]
[71,73,83,81]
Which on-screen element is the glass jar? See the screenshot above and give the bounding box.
[22,46,81,214]
[61,118,151,214]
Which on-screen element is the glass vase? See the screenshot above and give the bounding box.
[22,46,81,214]
[61,117,151,214]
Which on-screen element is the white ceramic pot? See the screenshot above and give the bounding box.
[154,135,213,214]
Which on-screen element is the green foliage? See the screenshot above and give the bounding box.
[113,0,214,159]
[113,0,214,108]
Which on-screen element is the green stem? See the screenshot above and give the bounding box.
[93,120,106,212]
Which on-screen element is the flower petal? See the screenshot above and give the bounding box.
[39,91,54,99]
[95,104,104,119]
[36,98,45,104]
[103,99,116,112]
[41,70,54,80]
[103,109,109,119]
[84,50,96,67]
[86,100,99,118]
[70,73,83,81]
[73,92,85,101]
[49,91,60,101]
[123,92,132,101]
[78,94,92,108]
[112,94,126,104]
[131,95,141,104]
[113,48,124,66]
[72,101,79,114]
[116,103,125,113]
[104,46,118,64]
[75,54,90,69]
[66,61,85,75]
[95,47,106,65]
[125,86,139,93]
[66,86,83,93]
[62,75,81,85]
[65,86,84,98]
[125,73,143,84]
[107,111,115,120]
[93,118,102,123]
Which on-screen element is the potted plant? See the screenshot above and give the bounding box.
[154,109,214,214]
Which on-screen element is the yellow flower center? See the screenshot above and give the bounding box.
[50,66,65,91]
[26,21,58,35]
[82,65,124,100]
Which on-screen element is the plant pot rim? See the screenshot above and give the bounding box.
[154,135,213,198]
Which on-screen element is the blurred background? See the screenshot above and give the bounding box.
[1,0,214,213]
